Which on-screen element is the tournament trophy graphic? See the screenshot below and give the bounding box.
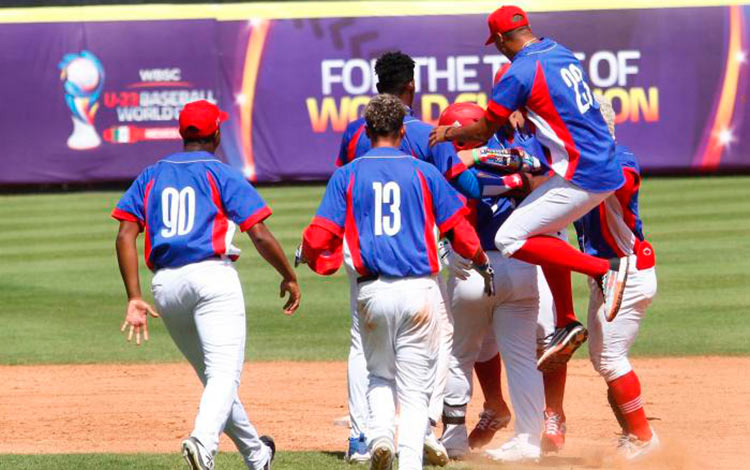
[58,51,105,150]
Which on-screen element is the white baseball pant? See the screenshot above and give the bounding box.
[151,259,271,470]
[588,259,657,381]
[358,276,441,470]
[495,174,611,257]
[444,252,551,448]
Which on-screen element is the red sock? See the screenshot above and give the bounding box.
[543,363,567,420]
[541,265,578,327]
[512,236,610,277]
[474,354,508,412]
[608,371,652,441]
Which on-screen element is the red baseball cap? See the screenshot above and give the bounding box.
[485,5,530,45]
[179,100,229,139]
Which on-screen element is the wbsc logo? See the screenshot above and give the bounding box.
[59,50,105,150]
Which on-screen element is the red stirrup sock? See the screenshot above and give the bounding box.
[511,236,610,277]
[541,265,578,327]
[474,354,508,413]
[543,364,567,420]
[608,371,652,441]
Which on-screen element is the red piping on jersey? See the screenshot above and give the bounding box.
[598,203,627,258]
[417,170,441,274]
[344,173,368,276]
[341,123,366,167]
[444,161,468,180]
[526,63,581,180]
[111,208,143,230]
[311,215,344,237]
[143,180,155,270]
[485,100,513,126]
[615,168,641,234]
[238,206,272,232]
[207,172,229,256]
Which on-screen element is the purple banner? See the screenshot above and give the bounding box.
[0,6,748,184]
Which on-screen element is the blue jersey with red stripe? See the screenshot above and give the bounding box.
[487,38,624,193]
[317,147,466,277]
[336,112,466,179]
[574,145,644,259]
[112,151,271,270]
[471,131,547,251]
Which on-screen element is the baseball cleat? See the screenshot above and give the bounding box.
[484,433,541,463]
[423,431,449,466]
[541,410,566,453]
[468,407,511,449]
[260,435,276,470]
[602,256,630,322]
[369,439,395,470]
[346,433,371,464]
[537,321,588,372]
[181,437,214,470]
[617,428,660,460]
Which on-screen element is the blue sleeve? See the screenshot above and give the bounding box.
[429,141,467,179]
[336,120,367,167]
[113,169,150,225]
[452,170,482,200]
[216,166,271,231]
[424,165,466,232]
[315,168,348,232]
[487,62,534,122]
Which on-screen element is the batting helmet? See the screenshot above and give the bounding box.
[438,102,487,151]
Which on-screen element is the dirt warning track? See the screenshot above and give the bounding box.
[1,357,749,469]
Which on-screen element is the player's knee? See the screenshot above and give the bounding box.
[494,227,521,258]
[593,356,632,382]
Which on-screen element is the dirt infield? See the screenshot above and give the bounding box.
[1,357,749,469]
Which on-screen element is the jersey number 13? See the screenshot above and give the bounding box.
[373,181,401,236]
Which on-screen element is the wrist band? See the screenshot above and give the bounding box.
[472,149,481,165]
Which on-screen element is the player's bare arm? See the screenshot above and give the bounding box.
[247,222,301,315]
[115,220,159,345]
[429,115,502,148]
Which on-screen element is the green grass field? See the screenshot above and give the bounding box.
[1,176,749,469]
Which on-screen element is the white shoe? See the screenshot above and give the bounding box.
[369,438,395,470]
[441,423,469,460]
[618,428,660,460]
[182,437,215,470]
[601,256,630,321]
[423,431,449,466]
[484,434,541,463]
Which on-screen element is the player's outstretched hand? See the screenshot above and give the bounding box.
[120,298,160,346]
[280,279,301,315]
[429,125,451,147]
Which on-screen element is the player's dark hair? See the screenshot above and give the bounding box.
[182,136,215,146]
[375,51,415,95]
[364,94,406,138]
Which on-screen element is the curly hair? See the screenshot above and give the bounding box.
[364,94,406,138]
[375,51,415,95]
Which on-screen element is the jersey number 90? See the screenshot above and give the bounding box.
[561,64,594,115]
[373,181,401,236]
[161,187,196,238]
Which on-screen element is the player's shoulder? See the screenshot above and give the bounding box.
[344,117,367,135]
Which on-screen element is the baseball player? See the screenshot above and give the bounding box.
[437,101,555,463]
[300,94,493,470]
[430,5,631,372]
[540,98,660,459]
[113,100,301,470]
[335,51,468,466]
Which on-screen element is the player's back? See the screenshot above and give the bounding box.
[338,147,463,278]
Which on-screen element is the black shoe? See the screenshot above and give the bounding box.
[260,435,276,470]
[536,321,588,372]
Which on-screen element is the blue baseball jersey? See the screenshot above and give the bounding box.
[470,131,545,250]
[316,147,466,277]
[574,145,645,259]
[487,38,624,193]
[336,111,466,179]
[112,151,271,270]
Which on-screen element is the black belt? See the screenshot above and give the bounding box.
[356,274,379,284]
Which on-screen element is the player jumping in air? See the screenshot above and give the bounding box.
[113,100,301,470]
[430,5,629,372]
[300,94,493,470]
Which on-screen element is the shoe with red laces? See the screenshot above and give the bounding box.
[541,411,566,453]
[468,407,511,449]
